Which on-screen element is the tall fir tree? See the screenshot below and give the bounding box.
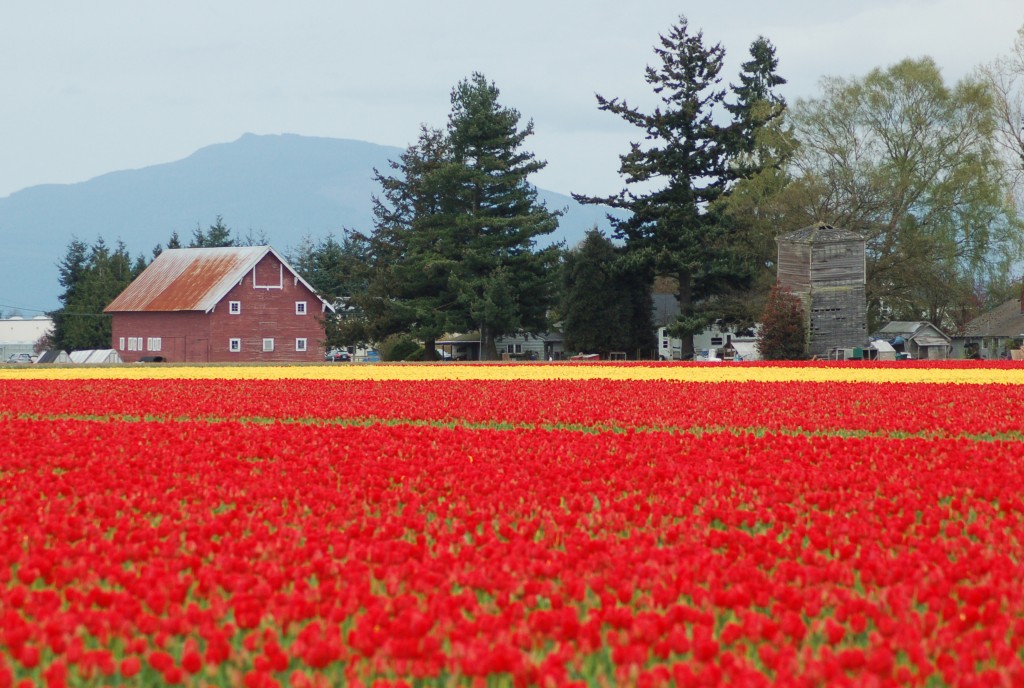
[574,17,786,357]
[339,74,561,360]
[444,73,562,360]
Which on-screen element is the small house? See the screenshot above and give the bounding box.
[874,321,951,360]
[104,246,333,363]
[952,294,1024,359]
[495,331,565,360]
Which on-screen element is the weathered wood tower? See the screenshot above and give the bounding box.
[776,223,867,357]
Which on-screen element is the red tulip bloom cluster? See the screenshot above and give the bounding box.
[1,371,1023,686]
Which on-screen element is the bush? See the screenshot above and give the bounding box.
[756,285,806,360]
[378,334,423,362]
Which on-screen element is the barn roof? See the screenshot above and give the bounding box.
[104,246,332,314]
[777,222,864,244]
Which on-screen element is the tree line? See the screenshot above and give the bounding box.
[49,16,1024,359]
[48,217,260,352]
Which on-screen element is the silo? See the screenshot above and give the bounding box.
[776,223,867,357]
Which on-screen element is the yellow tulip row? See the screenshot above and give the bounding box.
[2,363,1024,384]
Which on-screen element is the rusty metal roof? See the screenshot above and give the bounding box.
[104,246,331,313]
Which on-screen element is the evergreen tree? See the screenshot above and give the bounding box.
[445,73,562,360]
[190,216,235,248]
[562,229,653,358]
[339,74,561,360]
[756,284,806,360]
[49,237,143,351]
[574,17,786,357]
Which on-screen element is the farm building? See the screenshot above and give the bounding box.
[874,321,952,360]
[951,294,1024,359]
[104,246,333,363]
[776,223,867,358]
[0,315,52,361]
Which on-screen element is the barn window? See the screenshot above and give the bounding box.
[229,301,241,315]
[295,301,307,315]
[295,338,307,352]
[147,337,162,352]
[263,338,275,352]
[119,337,125,350]
[229,338,241,352]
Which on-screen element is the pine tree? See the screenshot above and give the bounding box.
[756,284,806,360]
[574,17,786,357]
[190,216,235,248]
[445,73,562,360]
[341,74,561,360]
[49,237,142,351]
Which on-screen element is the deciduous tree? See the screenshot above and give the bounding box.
[789,58,1023,331]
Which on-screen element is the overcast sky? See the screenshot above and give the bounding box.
[2,1,1022,200]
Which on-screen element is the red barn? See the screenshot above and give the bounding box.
[104,246,334,363]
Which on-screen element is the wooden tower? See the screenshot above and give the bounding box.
[776,223,867,357]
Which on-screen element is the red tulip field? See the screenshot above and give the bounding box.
[1,363,1023,687]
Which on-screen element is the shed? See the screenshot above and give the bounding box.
[70,349,123,364]
[104,246,333,363]
[36,350,71,364]
[776,223,867,357]
[874,321,951,360]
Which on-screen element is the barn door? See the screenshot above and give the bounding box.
[186,338,209,363]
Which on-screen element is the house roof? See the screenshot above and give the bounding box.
[962,298,1024,338]
[876,321,951,343]
[104,246,332,314]
[777,222,864,244]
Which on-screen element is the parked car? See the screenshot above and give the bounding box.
[6,353,35,364]
[325,349,351,362]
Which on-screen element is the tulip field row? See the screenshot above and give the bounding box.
[2,364,1024,687]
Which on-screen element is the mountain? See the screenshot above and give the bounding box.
[0,133,620,313]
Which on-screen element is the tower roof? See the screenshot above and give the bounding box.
[777,222,864,244]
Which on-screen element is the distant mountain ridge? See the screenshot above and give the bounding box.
[0,133,618,313]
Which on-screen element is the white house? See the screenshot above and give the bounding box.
[659,322,761,361]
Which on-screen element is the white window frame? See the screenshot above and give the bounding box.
[119,337,125,350]
[229,338,241,353]
[146,337,162,352]
[295,338,307,352]
[127,337,143,352]
[263,338,275,352]
[295,301,307,315]
[229,301,241,315]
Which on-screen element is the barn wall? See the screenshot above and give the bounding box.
[111,312,211,363]
[209,254,327,363]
